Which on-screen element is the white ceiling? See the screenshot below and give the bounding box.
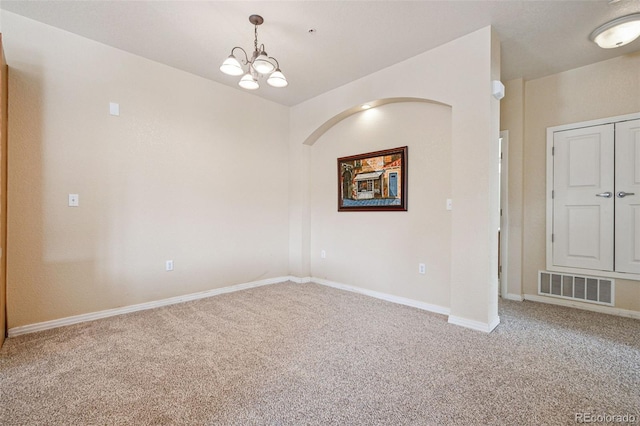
[2,0,640,106]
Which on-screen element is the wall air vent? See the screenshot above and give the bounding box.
[538,271,614,306]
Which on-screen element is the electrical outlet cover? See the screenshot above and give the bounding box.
[68,194,79,207]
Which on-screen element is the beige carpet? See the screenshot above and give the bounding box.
[1,282,639,425]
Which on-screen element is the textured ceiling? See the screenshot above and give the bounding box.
[2,0,640,106]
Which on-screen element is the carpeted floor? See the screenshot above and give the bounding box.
[0,282,639,425]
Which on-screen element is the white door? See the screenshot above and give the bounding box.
[553,124,614,271]
[615,119,640,274]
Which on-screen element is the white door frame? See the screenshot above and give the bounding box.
[499,130,509,298]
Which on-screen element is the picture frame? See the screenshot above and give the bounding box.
[337,146,408,212]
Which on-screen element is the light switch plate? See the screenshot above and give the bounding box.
[109,102,120,116]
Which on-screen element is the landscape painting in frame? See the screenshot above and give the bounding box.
[337,146,408,212]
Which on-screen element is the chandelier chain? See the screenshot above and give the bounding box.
[254,25,258,52]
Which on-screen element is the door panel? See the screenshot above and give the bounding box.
[567,207,602,258]
[389,173,397,197]
[615,119,640,274]
[553,124,614,270]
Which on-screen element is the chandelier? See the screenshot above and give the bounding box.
[219,14,288,90]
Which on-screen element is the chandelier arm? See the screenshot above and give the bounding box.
[269,57,280,69]
[230,47,250,65]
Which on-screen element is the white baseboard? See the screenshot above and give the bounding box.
[524,294,640,320]
[9,274,515,338]
[310,277,450,316]
[448,315,501,333]
[503,293,524,302]
[288,276,312,284]
[312,278,501,333]
[311,277,501,333]
[8,276,294,337]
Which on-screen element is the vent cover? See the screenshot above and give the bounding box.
[538,271,614,306]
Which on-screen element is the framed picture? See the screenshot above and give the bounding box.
[337,146,408,212]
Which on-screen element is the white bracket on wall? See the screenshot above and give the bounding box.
[491,80,505,100]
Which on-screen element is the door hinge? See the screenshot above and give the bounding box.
[552,234,554,243]
[552,190,554,199]
[552,146,555,155]
[500,208,503,217]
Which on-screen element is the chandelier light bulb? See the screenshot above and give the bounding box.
[253,52,276,74]
[220,55,243,76]
[267,69,288,88]
[590,13,640,48]
[238,73,259,90]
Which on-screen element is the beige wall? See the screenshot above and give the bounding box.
[4,12,290,328]
[4,14,503,331]
[309,102,452,308]
[522,53,640,312]
[291,27,501,329]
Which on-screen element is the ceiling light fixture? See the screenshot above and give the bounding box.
[589,13,640,48]
[220,14,288,90]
